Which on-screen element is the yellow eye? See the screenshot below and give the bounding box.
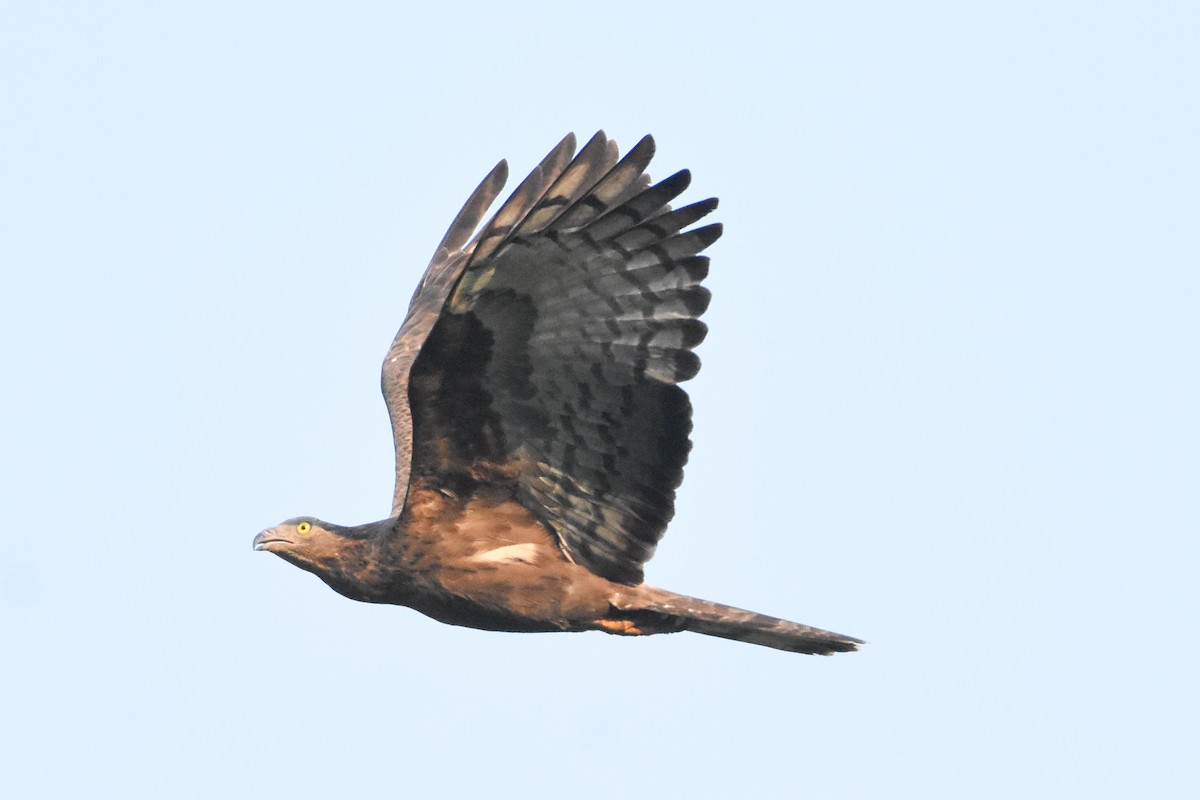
[297,521,312,535]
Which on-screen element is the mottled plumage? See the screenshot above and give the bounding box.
[254,132,862,655]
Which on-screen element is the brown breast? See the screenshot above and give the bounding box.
[389,480,623,632]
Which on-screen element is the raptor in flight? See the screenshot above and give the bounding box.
[254,132,861,654]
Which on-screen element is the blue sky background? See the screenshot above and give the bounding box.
[3,2,1197,797]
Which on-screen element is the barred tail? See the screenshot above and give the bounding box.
[631,588,863,655]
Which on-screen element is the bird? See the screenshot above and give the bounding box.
[253,131,862,655]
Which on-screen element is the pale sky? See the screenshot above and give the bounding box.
[3,2,1197,798]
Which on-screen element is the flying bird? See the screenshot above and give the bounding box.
[254,132,862,654]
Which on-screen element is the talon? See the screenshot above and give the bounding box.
[597,619,643,635]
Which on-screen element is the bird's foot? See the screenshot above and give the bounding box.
[596,618,644,636]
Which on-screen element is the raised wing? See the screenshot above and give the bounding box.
[388,132,720,585]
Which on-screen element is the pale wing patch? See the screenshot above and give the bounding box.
[472,543,543,565]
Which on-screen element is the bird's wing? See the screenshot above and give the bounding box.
[384,132,720,585]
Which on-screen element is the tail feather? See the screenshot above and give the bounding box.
[630,589,863,655]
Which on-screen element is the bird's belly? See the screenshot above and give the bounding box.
[406,591,572,633]
[407,560,619,633]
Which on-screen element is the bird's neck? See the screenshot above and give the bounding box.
[304,518,403,603]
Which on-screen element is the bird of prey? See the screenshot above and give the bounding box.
[254,132,861,655]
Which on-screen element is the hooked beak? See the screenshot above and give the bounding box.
[253,528,293,552]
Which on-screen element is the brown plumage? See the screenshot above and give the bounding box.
[253,132,862,655]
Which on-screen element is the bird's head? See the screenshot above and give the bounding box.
[253,517,344,571]
[252,516,388,602]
